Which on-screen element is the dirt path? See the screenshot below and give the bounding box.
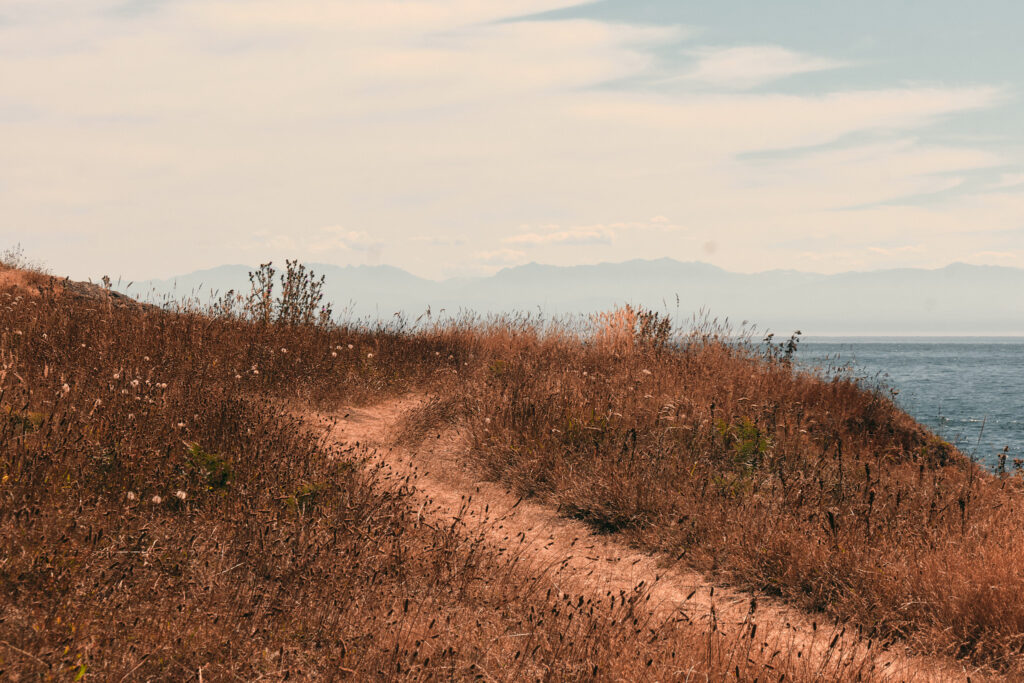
[315,394,973,682]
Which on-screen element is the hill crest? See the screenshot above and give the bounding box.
[121,258,1024,335]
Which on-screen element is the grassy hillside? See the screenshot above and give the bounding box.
[2,263,1021,678]
[1,267,883,681]
[427,308,1024,672]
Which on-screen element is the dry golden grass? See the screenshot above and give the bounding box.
[416,306,1024,676]
[1,275,907,681]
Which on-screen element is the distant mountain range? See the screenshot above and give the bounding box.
[118,259,1024,335]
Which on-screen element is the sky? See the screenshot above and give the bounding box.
[4,0,1024,281]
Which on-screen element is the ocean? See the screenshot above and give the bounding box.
[797,338,1024,470]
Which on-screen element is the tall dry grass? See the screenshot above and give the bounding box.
[2,278,896,680]
[430,306,1024,675]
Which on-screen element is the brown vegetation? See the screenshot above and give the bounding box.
[0,246,49,296]
[0,273,886,681]
[0,264,1019,679]
[436,307,1024,675]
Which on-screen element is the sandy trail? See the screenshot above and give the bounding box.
[314,394,972,682]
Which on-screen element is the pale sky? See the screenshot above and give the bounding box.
[4,0,1024,281]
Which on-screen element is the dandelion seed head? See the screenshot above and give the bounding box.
[151,495,162,504]
[367,353,374,358]
[174,490,187,501]
[331,351,337,357]
[126,491,138,502]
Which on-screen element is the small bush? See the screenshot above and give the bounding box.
[244,260,333,327]
[186,441,233,489]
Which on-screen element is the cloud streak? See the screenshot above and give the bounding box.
[0,0,1015,280]
[503,218,685,248]
[682,45,849,89]
[505,226,615,247]
[474,248,527,265]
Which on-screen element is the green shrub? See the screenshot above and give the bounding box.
[186,442,233,489]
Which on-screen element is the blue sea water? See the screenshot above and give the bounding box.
[796,338,1024,469]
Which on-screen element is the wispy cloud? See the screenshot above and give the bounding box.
[504,225,615,247]
[0,0,1015,280]
[411,235,466,247]
[681,45,849,89]
[317,228,383,253]
[867,244,924,257]
[474,248,527,265]
[971,250,1020,262]
[243,227,384,261]
[992,173,1024,190]
[503,217,684,248]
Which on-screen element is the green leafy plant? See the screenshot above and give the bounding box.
[3,404,46,432]
[717,417,771,470]
[285,482,323,514]
[186,442,233,489]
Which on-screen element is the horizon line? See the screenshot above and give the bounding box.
[118,256,1024,286]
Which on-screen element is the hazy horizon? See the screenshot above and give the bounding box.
[110,257,1024,337]
[114,254,1024,284]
